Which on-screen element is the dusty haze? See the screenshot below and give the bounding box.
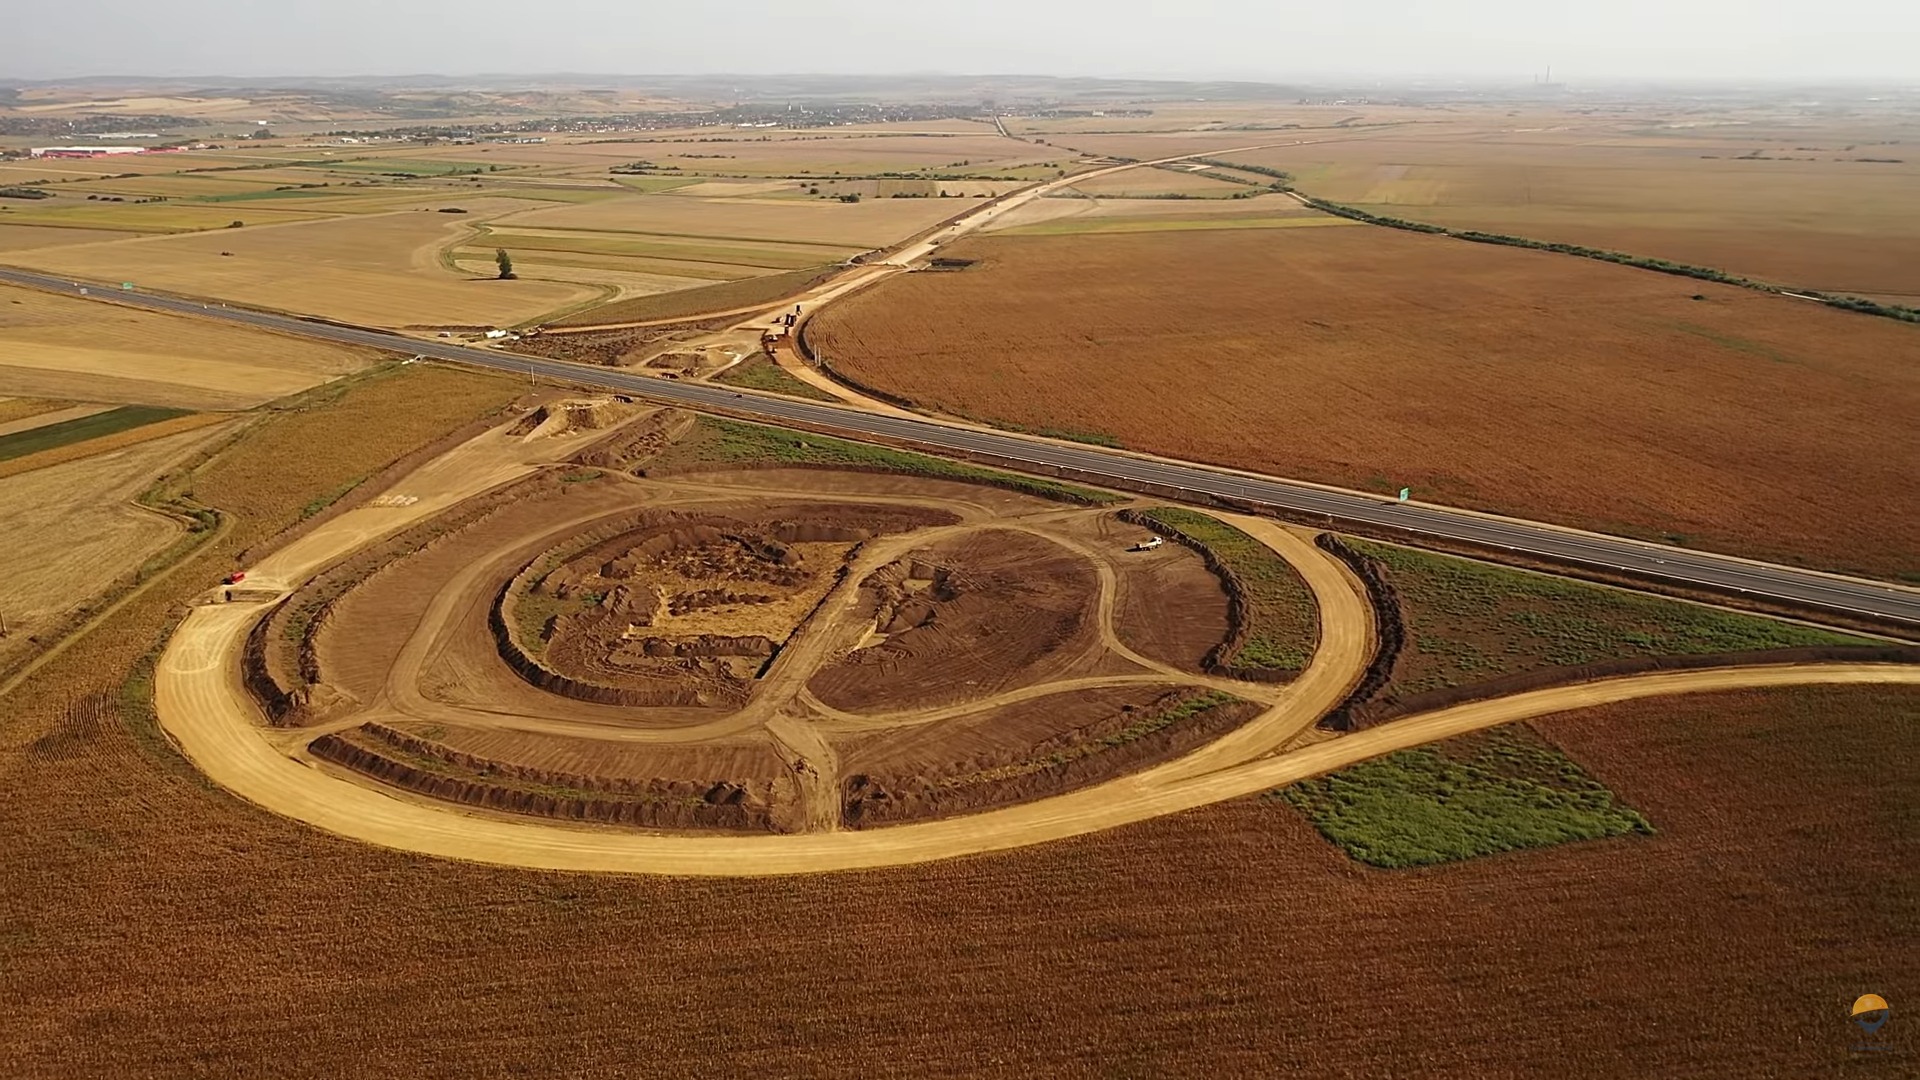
[6,0,1919,82]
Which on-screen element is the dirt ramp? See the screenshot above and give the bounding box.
[573,407,692,471]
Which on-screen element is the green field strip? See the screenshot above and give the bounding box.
[0,405,191,462]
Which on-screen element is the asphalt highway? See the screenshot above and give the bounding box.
[5,264,1917,628]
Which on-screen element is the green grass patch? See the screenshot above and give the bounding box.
[188,186,356,204]
[651,417,1121,505]
[510,589,591,657]
[608,175,705,193]
[1136,507,1318,670]
[1275,724,1652,868]
[712,355,840,401]
[0,405,188,462]
[1350,538,1876,698]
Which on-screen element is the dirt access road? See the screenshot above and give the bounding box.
[150,415,1920,875]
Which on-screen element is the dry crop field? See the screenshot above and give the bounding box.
[1200,113,1920,303]
[807,225,1920,579]
[0,224,141,251]
[0,284,375,408]
[999,99,1920,301]
[0,126,1057,326]
[987,192,1350,235]
[6,206,594,326]
[0,421,235,676]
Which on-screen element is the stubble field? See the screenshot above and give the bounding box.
[0,284,376,408]
[807,225,1920,578]
[1217,130,1920,304]
[0,124,1068,326]
[5,208,594,327]
[0,421,235,675]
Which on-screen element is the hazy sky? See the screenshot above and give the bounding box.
[7,0,1918,83]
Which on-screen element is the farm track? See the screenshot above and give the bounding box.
[149,415,1920,875]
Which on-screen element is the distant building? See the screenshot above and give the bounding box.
[29,146,150,158]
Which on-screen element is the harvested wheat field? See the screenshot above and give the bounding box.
[0,224,141,251]
[2,208,593,326]
[1216,126,1920,304]
[0,420,234,675]
[506,193,977,249]
[808,226,1920,578]
[0,284,376,409]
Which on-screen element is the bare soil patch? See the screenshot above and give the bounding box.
[808,226,1920,578]
[1066,511,1232,672]
[807,529,1102,712]
[509,503,952,708]
[844,687,1260,827]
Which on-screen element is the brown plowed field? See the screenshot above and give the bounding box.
[808,226,1920,578]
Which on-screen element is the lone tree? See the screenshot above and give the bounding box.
[494,248,515,280]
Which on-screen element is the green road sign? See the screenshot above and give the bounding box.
[1398,487,1410,502]
[121,282,134,290]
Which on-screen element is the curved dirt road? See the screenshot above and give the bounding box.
[149,417,1920,876]
[157,600,1920,874]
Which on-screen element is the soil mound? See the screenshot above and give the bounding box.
[509,397,638,440]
